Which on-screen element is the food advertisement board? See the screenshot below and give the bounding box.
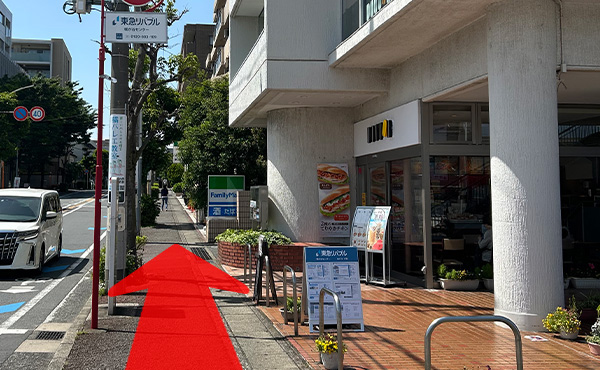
[304,247,364,332]
[366,207,391,252]
[318,163,350,237]
[350,207,374,249]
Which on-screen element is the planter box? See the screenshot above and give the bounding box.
[483,278,494,292]
[571,278,600,289]
[440,279,480,291]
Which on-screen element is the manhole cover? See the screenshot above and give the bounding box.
[190,247,212,261]
[35,331,65,340]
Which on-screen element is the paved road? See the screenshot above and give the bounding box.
[0,190,107,370]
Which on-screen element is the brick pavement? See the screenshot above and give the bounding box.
[222,265,600,370]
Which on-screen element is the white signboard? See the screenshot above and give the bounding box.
[304,247,364,332]
[172,145,180,163]
[108,114,127,192]
[105,12,168,44]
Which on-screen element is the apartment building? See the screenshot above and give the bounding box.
[11,38,72,84]
[0,1,25,78]
[180,24,214,86]
[229,0,600,331]
[206,0,232,78]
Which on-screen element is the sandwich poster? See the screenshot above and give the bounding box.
[318,163,351,237]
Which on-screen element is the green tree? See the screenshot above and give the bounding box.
[80,149,109,183]
[0,74,30,162]
[123,0,200,263]
[2,75,95,187]
[166,163,184,186]
[179,76,267,210]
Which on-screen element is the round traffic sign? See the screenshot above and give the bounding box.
[30,106,45,122]
[121,0,154,5]
[13,106,28,121]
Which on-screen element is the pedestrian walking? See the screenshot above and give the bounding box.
[161,185,168,211]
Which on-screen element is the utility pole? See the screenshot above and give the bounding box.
[109,0,130,282]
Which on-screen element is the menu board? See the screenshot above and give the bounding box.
[304,247,364,332]
[318,163,351,237]
[351,206,391,254]
[351,207,375,248]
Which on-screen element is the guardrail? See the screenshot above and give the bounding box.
[283,265,299,336]
[319,288,344,370]
[424,315,523,370]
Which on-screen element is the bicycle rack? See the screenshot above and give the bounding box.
[283,265,299,336]
[319,288,344,370]
[243,243,253,290]
[424,315,523,370]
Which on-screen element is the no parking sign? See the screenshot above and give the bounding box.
[13,106,28,121]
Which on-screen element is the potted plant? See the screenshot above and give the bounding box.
[570,263,600,289]
[438,264,480,291]
[585,305,600,356]
[279,296,302,323]
[315,333,347,370]
[478,263,494,291]
[542,297,581,340]
[578,292,600,323]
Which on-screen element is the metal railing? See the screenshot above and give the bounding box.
[243,243,253,290]
[283,265,299,336]
[319,288,344,370]
[424,315,523,370]
[265,255,273,307]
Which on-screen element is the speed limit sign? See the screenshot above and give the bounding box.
[30,106,45,122]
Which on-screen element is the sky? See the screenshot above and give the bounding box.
[4,0,214,137]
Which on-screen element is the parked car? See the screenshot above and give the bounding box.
[0,188,63,274]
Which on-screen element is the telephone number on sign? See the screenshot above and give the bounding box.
[129,35,158,39]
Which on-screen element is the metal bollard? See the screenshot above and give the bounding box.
[319,288,344,370]
[283,265,299,336]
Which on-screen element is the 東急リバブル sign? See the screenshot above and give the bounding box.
[208,175,245,218]
[105,12,168,44]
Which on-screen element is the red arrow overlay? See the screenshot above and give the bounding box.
[109,244,249,369]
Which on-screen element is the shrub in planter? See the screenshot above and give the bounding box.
[542,296,581,339]
[172,182,184,194]
[215,229,292,246]
[140,194,160,226]
[151,186,159,200]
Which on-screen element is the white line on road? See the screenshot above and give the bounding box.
[0,232,106,330]
[43,274,90,323]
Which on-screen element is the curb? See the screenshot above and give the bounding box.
[47,293,93,370]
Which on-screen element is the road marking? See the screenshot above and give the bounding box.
[0,302,25,314]
[44,275,90,324]
[42,265,70,273]
[0,232,106,330]
[61,248,87,255]
[0,328,28,335]
[0,286,37,294]
[87,227,107,230]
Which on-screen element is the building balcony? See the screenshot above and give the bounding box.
[11,50,50,63]
[331,0,495,69]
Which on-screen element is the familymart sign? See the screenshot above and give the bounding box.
[208,175,245,217]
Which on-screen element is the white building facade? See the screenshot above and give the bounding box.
[229,0,600,331]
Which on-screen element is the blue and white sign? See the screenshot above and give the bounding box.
[304,247,364,332]
[207,175,245,218]
[108,114,127,193]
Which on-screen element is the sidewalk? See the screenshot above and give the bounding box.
[55,191,311,370]
[54,191,600,369]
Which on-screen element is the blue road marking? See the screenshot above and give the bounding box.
[0,302,25,314]
[43,265,70,273]
[61,249,86,255]
[87,227,107,230]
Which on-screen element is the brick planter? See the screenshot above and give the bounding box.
[218,241,325,272]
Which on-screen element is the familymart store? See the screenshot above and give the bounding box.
[355,100,600,293]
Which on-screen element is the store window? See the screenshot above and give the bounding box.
[390,158,424,276]
[430,156,490,269]
[558,106,600,147]
[480,105,490,145]
[431,104,473,144]
[368,164,386,206]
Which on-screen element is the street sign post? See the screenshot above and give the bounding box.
[29,106,45,122]
[13,106,28,121]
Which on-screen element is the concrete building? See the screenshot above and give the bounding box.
[229,0,600,331]
[207,0,232,78]
[11,38,72,84]
[0,1,26,78]
[180,24,214,85]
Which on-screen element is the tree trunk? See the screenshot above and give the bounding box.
[125,111,140,268]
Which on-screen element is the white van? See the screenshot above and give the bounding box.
[0,188,63,274]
